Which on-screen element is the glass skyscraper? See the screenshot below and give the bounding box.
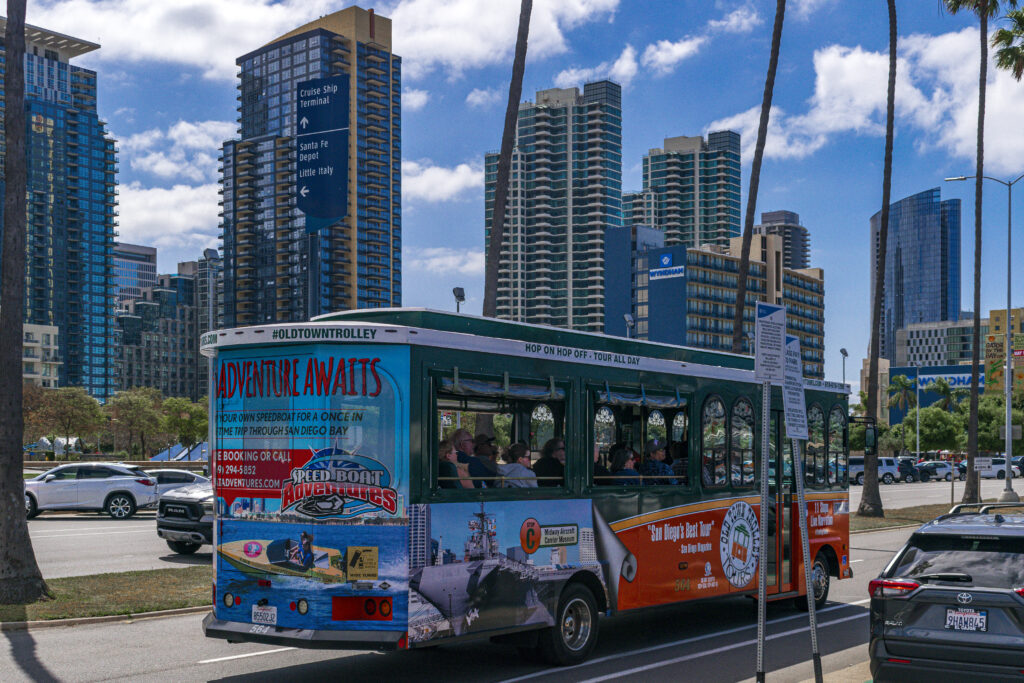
[870,187,961,361]
[221,7,401,326]
[485,80,622,332]
[1,22,118,400]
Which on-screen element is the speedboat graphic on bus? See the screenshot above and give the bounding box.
[219,535,347,583]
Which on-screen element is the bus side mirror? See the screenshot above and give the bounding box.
[864,426,877,456]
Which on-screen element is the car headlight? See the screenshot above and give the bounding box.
[202,500,214,514]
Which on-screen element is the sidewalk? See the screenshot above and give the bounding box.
[741,644,871,682]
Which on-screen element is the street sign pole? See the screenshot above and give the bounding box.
[754,302,786,683]
[793,437,823,683]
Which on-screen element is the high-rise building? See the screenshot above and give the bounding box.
[221,7,401,326]
[197,249,224,336]
[0,21,118,399]
[113,243,157,308]
[622,131,741,249]
[603,224,665,339]
[870,188,961,361]
[485,80,623,332]
[408,504,431,572]
[604,232,826,378]
[23,324,61,389]
[754,210,810,269]
[894,317,988,367]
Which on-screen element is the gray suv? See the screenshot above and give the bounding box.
[869,503,1024,681]
[849,456,901,485]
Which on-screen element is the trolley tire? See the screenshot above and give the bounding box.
[794,554,830,611]
[537,583,600,666]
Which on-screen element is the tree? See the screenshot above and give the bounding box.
[943,0,1017,503]
[993,7,1024,79]
[162,397,208,451]
[901,406,960,453]
[482,0,533,318]
[879,423,907,456]
[106,388,163,457]
[860,0,898,521]
[22,382,49,444]
[974,393,1024,452]
[0,0,49,604]
[888,375,917,413]
[42,388,104,457]
[731,0,786,354]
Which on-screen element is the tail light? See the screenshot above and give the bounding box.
[332,595,393,621]
[869,579,920,598]
[1014,587,1024,597]
[136,478,155,486]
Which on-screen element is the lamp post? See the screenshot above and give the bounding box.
[840,347,848,386]
[623,313,635,340]
[946,173,1024,502]
[452,287,465,313]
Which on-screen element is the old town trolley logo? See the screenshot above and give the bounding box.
[719,501,760,588]
[281,447,398,519]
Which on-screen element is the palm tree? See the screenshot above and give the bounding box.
[931,377,957,411]
[483,0,533,318]
[943,0,1017,503]
[0,0,49,604]
[731,0,786,354]
[993,7,1024,79]
[860,0,898,519]
[888,376,916,456]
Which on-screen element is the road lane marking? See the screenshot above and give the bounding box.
[851,559,864,563]
[499,601,867,683]
[576,613,868,683]
[198,647,296,664]
[31,530,153,539]
[31,525,152,534]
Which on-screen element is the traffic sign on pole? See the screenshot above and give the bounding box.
[783,335,808,440]
[296,75,350,228]
[754,302,786,383]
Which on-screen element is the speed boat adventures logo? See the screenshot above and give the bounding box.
[280,447,397,519]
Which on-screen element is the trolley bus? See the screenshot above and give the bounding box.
[201,309,851,664]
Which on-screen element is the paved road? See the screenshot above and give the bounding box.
[0,526,908,683]
[28,512,211,579]
[848,476,1021,512]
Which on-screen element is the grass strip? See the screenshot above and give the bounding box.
[851,498,1000,532]
[0,566,211,622]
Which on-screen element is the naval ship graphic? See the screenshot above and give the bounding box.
[409,503,596,640]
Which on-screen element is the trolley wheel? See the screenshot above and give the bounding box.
[795,554,830,611]
[537,583,600,666]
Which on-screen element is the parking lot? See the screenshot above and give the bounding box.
[849,476,1021,512]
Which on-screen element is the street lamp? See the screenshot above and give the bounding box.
[840,347,848,386]
[452,287,465,313]
[623,313,635,339]
[946,173,1024,502]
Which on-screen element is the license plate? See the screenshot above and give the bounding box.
[252,605,277,625]
[945,607,987,632]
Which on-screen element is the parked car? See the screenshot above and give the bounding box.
[980,457,1021,480]
[897,457,921,483]
[849,456,901,485]
[869,504,1024,680]
[917,461,963,482]
[151,468,209,497]
[24,463,157,519]
[156,481,214,554]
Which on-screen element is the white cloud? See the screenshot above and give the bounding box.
[640,37,707,76]
[121,120,235,182]
[117,182,221,252]
[402,159,484,202]
[555,44,638,88]
[707,27,1024,173]
[466,87,502,108]
[790,0,838,20]
[33,0,619,82]
[404,246,484,275]
[402,88,430,111]
[708,6,762,34]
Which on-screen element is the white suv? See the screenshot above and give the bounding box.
[24,463,158,519]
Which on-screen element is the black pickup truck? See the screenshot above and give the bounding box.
[157,482,214,554]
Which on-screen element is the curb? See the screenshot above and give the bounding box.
[0,604,211,632]
[851,523,921,535]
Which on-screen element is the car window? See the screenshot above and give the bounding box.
[891,534,1024,589]
[78,467,113,479]
[48,467,78,480]
[158,472,192,484]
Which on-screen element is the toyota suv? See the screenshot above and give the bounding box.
[157,481,214,554]
[869,503,1024,681]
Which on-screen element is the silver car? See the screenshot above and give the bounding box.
[151,468,209,497]
[24,462,158,519]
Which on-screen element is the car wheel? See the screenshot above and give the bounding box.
[795,554,831,611]
[105,494,136,519]
[998,470,1006,480]
[882,473,894,485]
[945,472,952,482]
[25,494,39,519]
[903,473,915,483]
[855,473,864,486]
[959,472,966,481]
[537,583,600,666]
[920,472,931,482]
[166,540,201,555]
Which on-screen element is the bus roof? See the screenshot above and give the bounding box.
[315,307,755,371]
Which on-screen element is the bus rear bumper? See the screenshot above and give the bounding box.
[202,612,406,651]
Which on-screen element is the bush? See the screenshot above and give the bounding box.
[44,451,55,461]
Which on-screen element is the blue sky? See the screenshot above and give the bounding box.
[33,0,1024,393]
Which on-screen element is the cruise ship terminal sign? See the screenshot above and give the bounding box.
[296,74,349,229]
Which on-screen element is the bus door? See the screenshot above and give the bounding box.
[767,411,794,594]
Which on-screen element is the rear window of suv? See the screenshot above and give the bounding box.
[890,534,1024,589]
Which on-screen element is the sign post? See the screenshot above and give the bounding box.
[754,303,786,683]
[784,334,822,683]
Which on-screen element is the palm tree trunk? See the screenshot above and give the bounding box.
[964,1,988,504]
[859,0,897,518]
[0,0,49,604]
[731,0,786,353]
[483,0,533,318]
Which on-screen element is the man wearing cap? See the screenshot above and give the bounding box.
[640,439,675,485]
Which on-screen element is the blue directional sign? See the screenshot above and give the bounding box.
[296,75,349,229]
